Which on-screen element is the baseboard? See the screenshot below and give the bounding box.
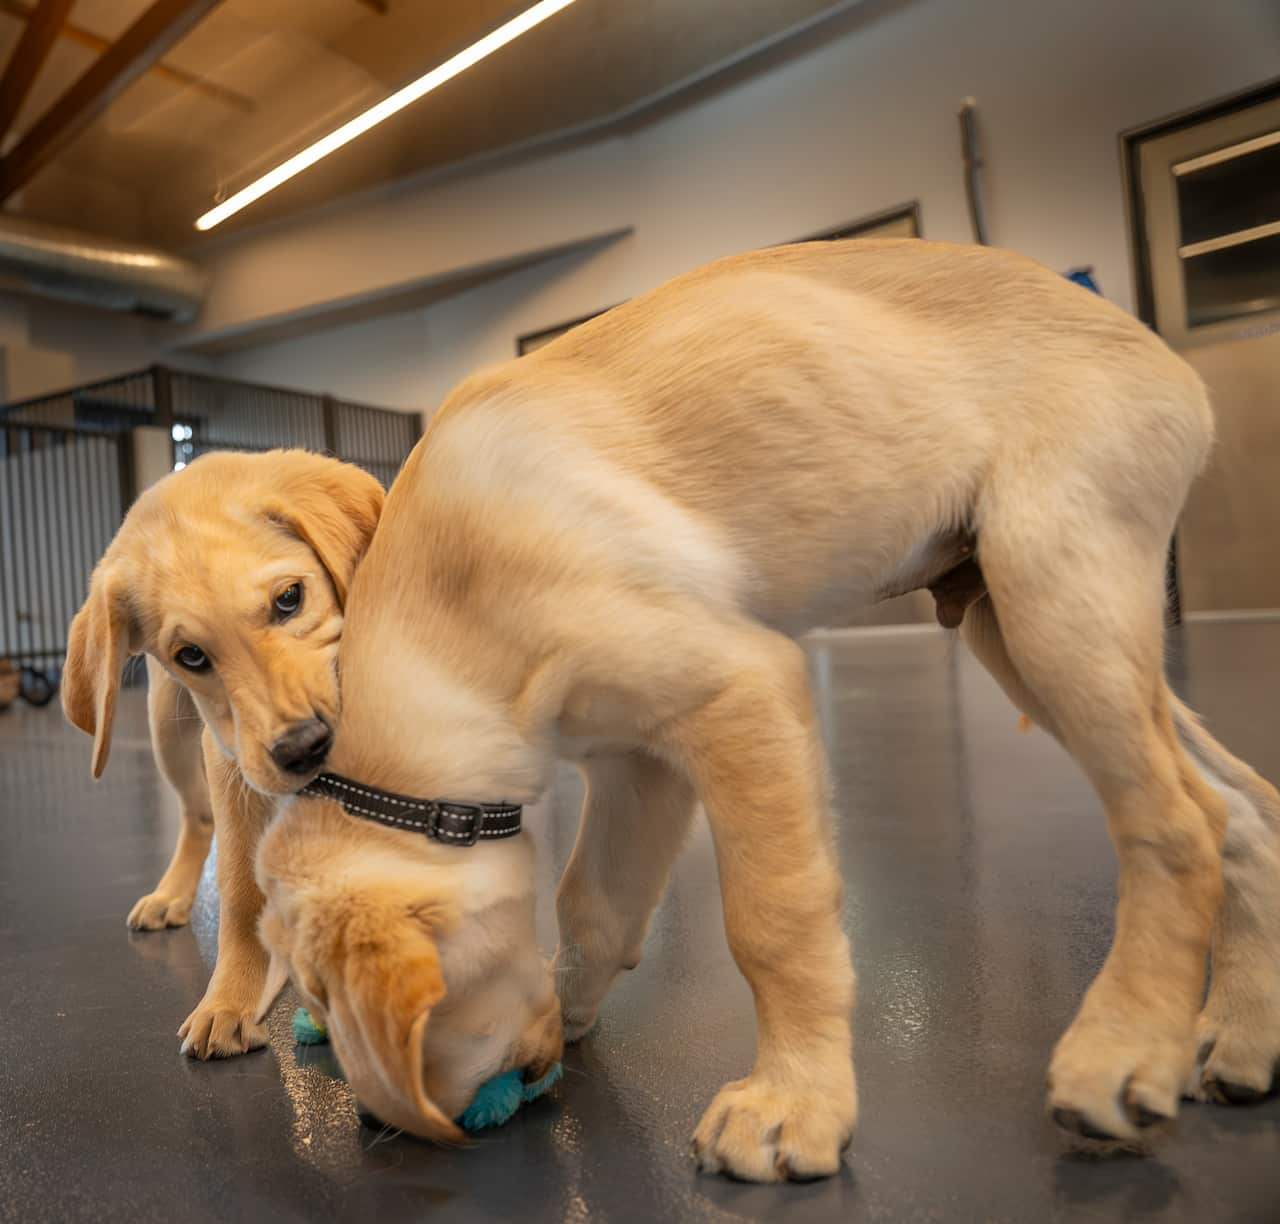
[1183,608,1280,623]
[805,622,947,639]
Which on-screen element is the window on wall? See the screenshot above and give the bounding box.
[514,200,923,356]
[1126,82,1280,345]
[1124,80,1280,621]
[1176,134,1280,329]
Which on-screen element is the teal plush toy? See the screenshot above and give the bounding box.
[291,1007,561,1131]
[292,1007,328,1044]
[456,1062,563,1130]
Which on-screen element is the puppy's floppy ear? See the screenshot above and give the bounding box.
[316,891,462,1142]
[62,566,134,779]
[262,454,384,608]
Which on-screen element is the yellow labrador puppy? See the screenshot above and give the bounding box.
[255,239,1280,1180]
[63,450,383,1058]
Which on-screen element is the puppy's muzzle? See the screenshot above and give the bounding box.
[270,718,332,775]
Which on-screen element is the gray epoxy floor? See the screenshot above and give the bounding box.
[3,621,1279,1223]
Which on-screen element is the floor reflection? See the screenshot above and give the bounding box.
[4,621,1280,1222]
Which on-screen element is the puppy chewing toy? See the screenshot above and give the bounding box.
[292,1007,562,1131]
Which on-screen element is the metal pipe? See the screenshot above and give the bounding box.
[958,97,989,246]
[0,214,205,320]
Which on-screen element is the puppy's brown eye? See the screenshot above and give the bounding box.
[175,645,209,672]
[274,583,303,617]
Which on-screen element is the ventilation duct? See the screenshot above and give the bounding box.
[0,214,205,321]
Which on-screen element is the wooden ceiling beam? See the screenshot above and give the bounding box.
[0,0,76,146]
[0,0,224,202]
[0,0,253,114]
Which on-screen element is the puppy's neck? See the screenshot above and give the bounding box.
[332,462,572,809]
[330,642,554,807]
[293,804,539,920]
[427,832,538,920]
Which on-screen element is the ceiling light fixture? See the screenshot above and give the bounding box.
[195,0,581,231]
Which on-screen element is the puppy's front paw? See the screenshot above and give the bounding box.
[127,889,194,931]
[693,1072,856,1182]
[178,998,267,1059]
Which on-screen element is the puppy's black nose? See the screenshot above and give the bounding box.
[270,719,332,775]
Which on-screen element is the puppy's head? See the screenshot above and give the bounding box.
[62,450,383,792]
[255,796,562,1135]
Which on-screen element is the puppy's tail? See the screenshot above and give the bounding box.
[1168,693,1280,840]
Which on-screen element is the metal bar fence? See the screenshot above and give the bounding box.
[0,424,127,671]
[0,366,419,679]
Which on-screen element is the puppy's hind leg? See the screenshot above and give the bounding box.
[973,502,1226,1141]
[128,657,213,930]
[959,594,1059,738]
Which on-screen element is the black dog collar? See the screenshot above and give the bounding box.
[299,773,522,847]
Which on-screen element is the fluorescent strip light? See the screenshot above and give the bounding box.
[195,0,581,231]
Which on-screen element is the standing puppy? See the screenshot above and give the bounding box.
[254,240,1280,1180]
[63,450,383,1057]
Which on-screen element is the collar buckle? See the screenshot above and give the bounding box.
[437,801,483,847]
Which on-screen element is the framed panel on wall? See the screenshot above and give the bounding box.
[794,200,922,244]
[517,308,617,356]
[514,201,923,356]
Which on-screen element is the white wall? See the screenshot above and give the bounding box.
[213,0,1278,416]
[0,293,214,403]
[211,305,429,409]
[25,298,201,386]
